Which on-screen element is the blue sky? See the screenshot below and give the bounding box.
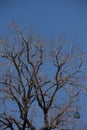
[0,0,87,49]
[0,0,87,128]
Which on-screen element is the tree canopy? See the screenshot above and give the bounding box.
[0,24,87,130]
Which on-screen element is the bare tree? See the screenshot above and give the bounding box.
[0,24,86,130]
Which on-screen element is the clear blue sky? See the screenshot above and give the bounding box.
[0,0,87,48]
[0,0,87,128]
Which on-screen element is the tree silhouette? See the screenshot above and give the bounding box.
[0,24,86,130]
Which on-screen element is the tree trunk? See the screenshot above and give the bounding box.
[44,111,49,127]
